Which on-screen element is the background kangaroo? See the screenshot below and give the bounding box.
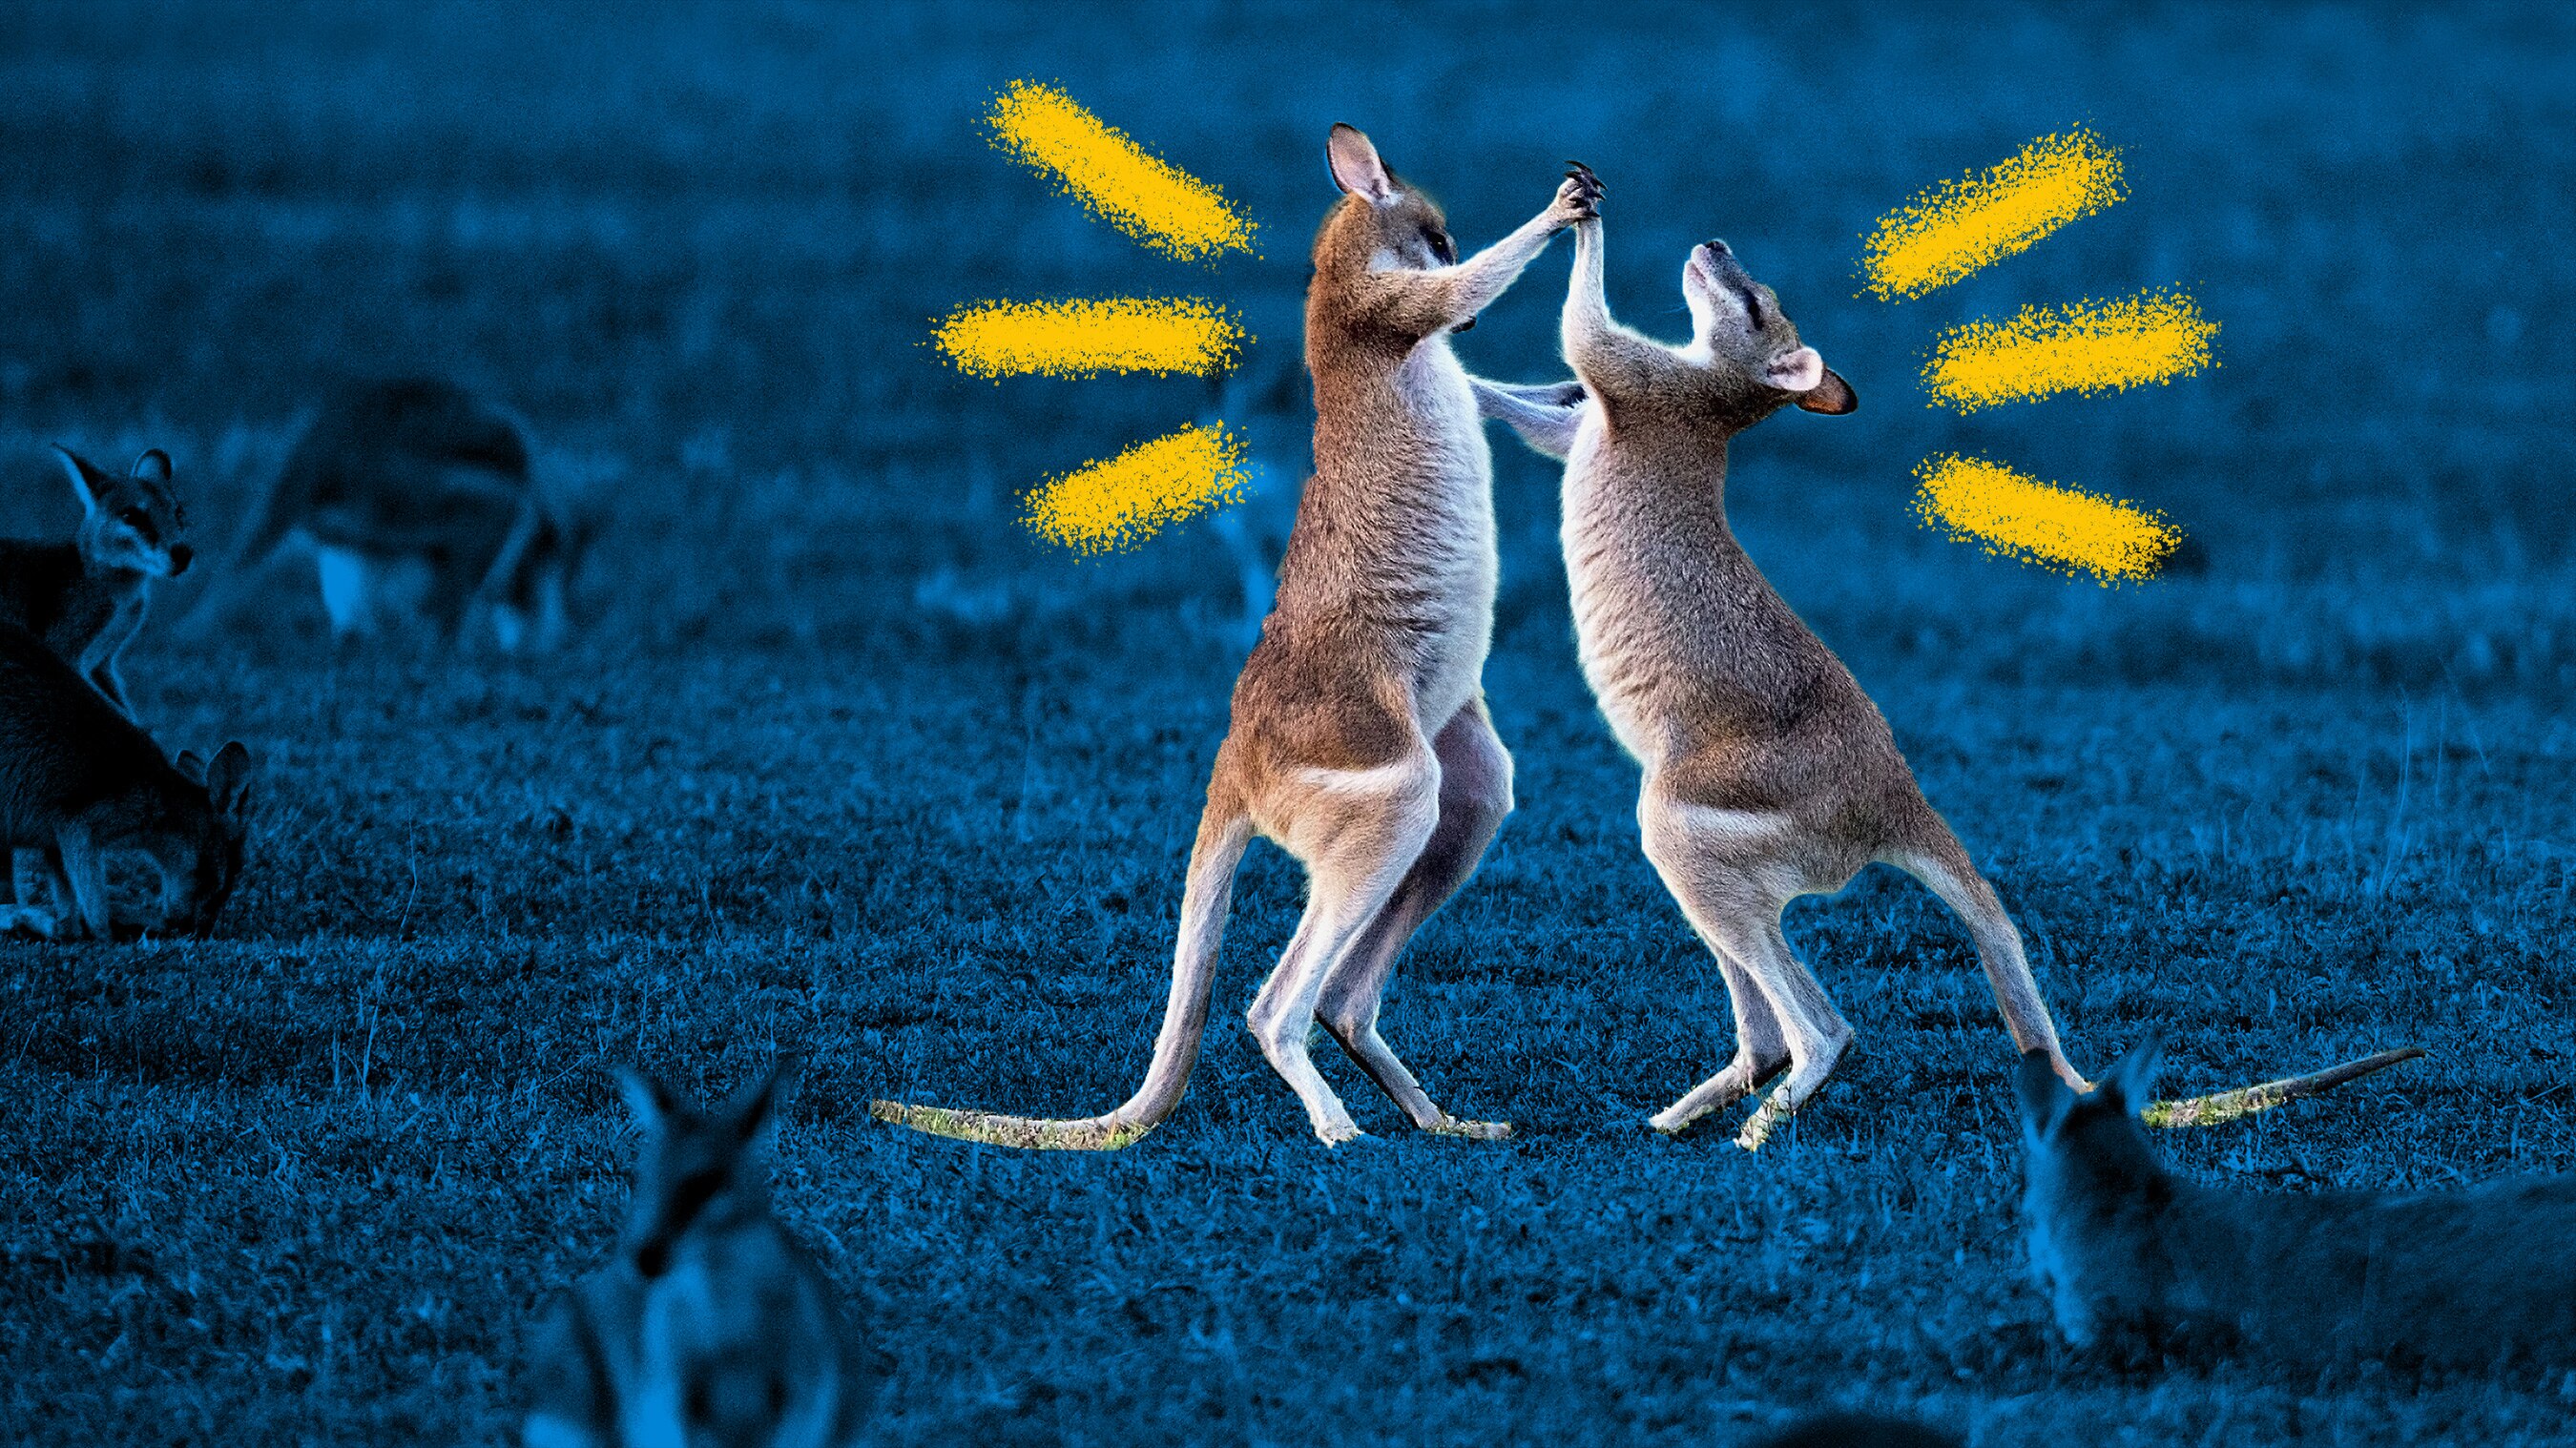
[0,445,193,715]
[2019,1041,2576,1365]
[525,1060,871,1448]
[0,622,250,940]
[182,377,584,651]
[874,129,1599,1149]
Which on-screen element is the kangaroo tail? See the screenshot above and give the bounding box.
[1891,827,2426,1126]
[870,795,1256,1150]
[2141,1046,2426,1128]
[1884,830,2071,1070]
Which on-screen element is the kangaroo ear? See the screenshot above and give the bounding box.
[1326,123,1397,204]
[204,741,254,815]
[617,1066,684,1131]
[727,1054,801,1147]
[2099,1037,2165,1116]
[2015,1049,2075,1138]
[174,750,207,785]
[1796,366,1858,416]
[131,448,172,484]
[53,445,107,512]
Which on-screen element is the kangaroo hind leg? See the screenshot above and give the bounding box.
[1315,698,1514,1139]
[1245,752,1441,1147]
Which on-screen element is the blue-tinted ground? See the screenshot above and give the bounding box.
[1,4,2572,1443]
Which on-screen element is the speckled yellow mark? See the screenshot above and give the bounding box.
[1914,454,2179,582]
[987,80,1257,262]
[1026,424,1247,555]
[932,298,1246,380]
[1927,289,2217,411]
[1862,129,2126,300]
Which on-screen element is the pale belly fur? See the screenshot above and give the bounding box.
[1390,341,1499,733]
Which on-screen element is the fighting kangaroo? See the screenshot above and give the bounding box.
[874,130,1598,1148]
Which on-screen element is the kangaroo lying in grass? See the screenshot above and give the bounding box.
[872,131,1598,1149]
[0,622,250,940]
[1480,178,2415,1148]
[2020,1041,2572,1366]
[526,1060,872,1448]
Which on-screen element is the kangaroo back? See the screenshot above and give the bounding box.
[526,1061,871,1448]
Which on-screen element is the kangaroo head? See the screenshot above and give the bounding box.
[1675,240,1858,427]
[172,741,254,935]
[57,445,193,579]
[2017,1039,2166,1186]
[616,1058,797,1281]
[1319,124,1463,279]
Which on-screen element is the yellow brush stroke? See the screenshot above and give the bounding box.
[1927,289,2217,411]
[933,298,1246,380]
[987,80,1257,262]
[1913,454,2180,582]
[1862,129,2126,300]
[1026,424,1248,555]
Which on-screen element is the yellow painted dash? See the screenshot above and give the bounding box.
[987,80,1257,262]
[1913,453,2180,582]
[1026,424,1248,555]
[933,298,1246,381]
[1862,128,2126,300]
[1925,288,2218,411]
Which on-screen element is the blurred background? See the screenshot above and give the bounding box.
[0,1,2566,680]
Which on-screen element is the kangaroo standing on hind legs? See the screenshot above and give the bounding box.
[1485,179,2417,1148]
[875,129,1599,1149]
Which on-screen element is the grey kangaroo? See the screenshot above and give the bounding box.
[0,445,193,715]
[2020,1041,2576,1366]
[874,129,1598,1148]
[1481,180,2413,1147]
[525,1060,872,1448]
[183,377,583,651]
[0,622,250,940]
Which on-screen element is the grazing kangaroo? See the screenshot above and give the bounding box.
[0,623,250,940]
[0,445,193,715]
[1484,186,2414,1148]
[182,378,583,651]
[873,129,1598,1148]
[2019,1041,2570,1365]
[525,1060,872,1448]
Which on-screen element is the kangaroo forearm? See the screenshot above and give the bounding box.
[1468,378,1582,460]
[1379,206,1562,336]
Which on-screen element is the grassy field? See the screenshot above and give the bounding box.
[3,3,2574,1444]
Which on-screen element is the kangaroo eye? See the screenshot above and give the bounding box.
[118,508,149,527]
[1422,227,1455,265]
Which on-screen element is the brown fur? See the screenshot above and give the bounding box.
[2020,1043,2576,1365]
[874,130,1596,1148]
[0,621,250,940]
[1532,202,2080,1148]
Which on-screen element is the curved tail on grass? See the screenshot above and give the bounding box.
[869,799,1255,1150]
[2141,1045,2425,1128]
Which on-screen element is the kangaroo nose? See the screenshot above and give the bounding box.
[168,544,194,574]
[1702,238,1733,257]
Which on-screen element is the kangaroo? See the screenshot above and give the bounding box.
[2020,1041,2576,1366]
[181,377,583,652]
[0,445,193,715]
[0,622,251,940]
[873,130,1599,1149]
[1484,188,2413,1148]
[525,1060,872,1448]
